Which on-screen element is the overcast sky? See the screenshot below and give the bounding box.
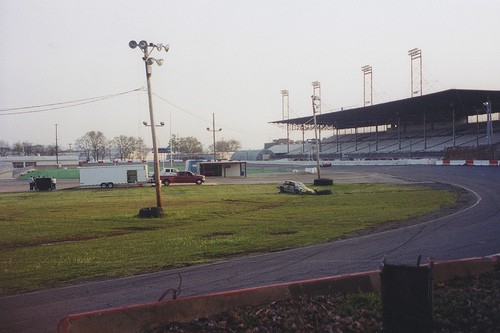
[1,0,499,151]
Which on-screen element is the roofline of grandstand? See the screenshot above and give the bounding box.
[270,88,500,130]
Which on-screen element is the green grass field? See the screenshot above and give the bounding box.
[0,183,456,295]
[19,168,80,180]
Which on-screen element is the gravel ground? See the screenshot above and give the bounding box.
[150,270,499,333]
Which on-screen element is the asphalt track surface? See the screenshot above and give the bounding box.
[1,165,499,332]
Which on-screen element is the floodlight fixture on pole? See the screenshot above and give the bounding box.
[312,82,321,107]
[130,39,170,214]
[311,95,321,180]
[143,121,165,127]
[207,113,222,161]
[408,48,422,97]
[281,89,290,153]
[361,65,373,107]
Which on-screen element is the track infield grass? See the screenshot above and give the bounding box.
[0,183,456,295]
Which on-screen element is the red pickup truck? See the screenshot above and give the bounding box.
[160,171,205,186]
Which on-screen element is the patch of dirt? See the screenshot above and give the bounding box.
[201,232,235,239]
[268,231,298,236]
[149,270,500,332]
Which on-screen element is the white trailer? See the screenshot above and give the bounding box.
[79,164,149,188]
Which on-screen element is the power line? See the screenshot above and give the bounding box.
[0,88,144,116]
[153,93,208,123]
[153,93,271,136]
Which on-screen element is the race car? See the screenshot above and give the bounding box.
[277,180,316,194]
[277,180,333,195]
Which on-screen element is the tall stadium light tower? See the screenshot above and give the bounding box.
[130,39,170,214]
[311,95,321,180]
[281,89,290,153]
[408,48,422,97]
[312,81,322,151]
[361,65,373,107]
[484,101,493,149]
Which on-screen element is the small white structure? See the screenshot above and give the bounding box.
[199,161,247,177]
[305,167,317,174]
[0,155,80,168]
[79,164,149,188]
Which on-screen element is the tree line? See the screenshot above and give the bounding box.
[0,132,241,161]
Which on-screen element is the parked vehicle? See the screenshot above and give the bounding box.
[160,168,178,176]
[277,180,332,195]
[149,168,179,183]
[79,164,149,188]
[34,177,52,191]
[278,180,316,194]
[160,171,205,186]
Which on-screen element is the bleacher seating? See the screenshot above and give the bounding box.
[268,121,500,160]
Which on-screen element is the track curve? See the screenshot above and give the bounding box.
[1,165,499,333]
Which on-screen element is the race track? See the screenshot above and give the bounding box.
[1,165,499,333]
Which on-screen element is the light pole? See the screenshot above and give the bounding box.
[130,39,169,213]
[55,124,59,166]
[483,101,493,150]
[143,121,165,168]
[207,113,222,161]
[281,89,289,153]
[169,112,173,167]
[361,65,373,106]
[408,48,422,97]
[312,81,322,152]
[311,95,321,180]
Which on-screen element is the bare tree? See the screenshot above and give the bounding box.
[31,144,47,156]
[112,135,141,161]
[178,136,203,154]
[134,137,146,161]
[75,131,107,161]
[12,141,34,155]
[0,140,9,156]
[2,141,57,156]
[170,134,180,155]
[212,139,241,153]
[45,145,58,156]
[169,135,202,154]
[75,136,91,161]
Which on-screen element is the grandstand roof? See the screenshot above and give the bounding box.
[271,89,500,130]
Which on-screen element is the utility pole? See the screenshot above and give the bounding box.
[130,39,170,214]
[55,124,59,165]
[207,113,222,161]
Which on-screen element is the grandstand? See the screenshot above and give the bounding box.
[270,89,500,160]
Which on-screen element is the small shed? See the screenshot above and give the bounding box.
[199,161,247,177]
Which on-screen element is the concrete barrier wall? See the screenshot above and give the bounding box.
[256,159,499,167]
[436,160,499,166]
[326,159,436,166]
[57,255,498,333]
